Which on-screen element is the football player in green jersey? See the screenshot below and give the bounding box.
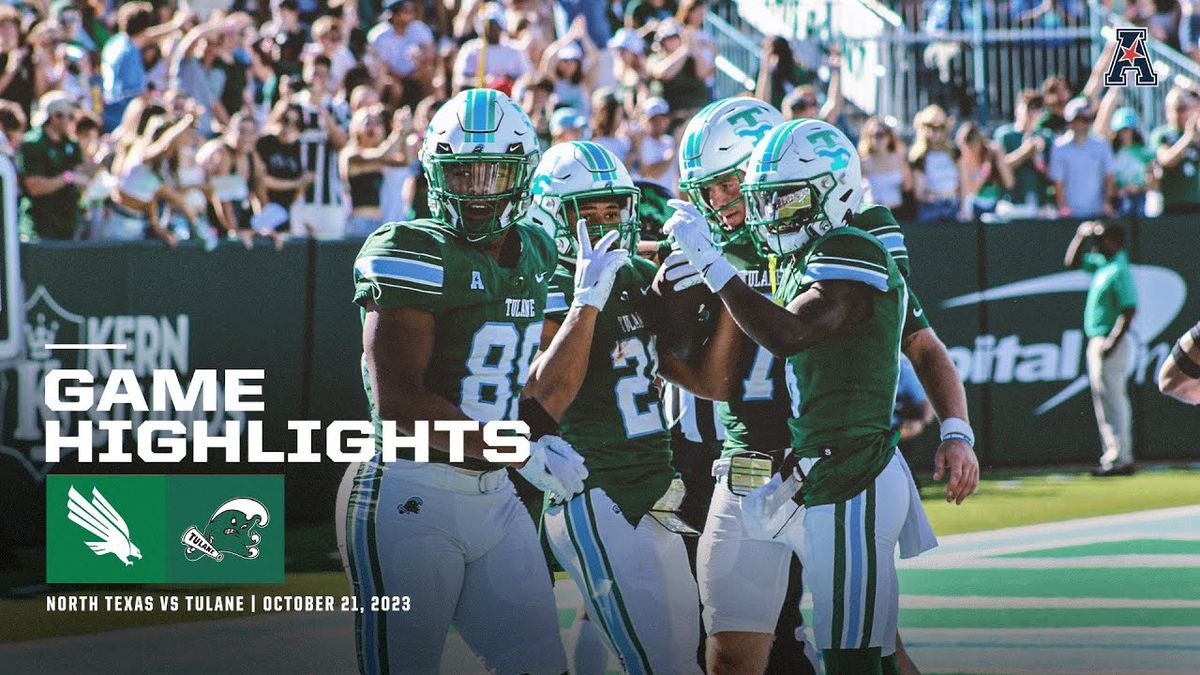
[520,141,741,675]
[336,90,627,675]
[667,119,980,674]
[666,100,977,675]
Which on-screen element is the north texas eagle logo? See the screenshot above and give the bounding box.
[181,498,271,562]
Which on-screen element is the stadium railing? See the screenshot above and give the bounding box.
[706,11,761,98]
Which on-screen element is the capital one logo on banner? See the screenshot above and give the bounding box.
[939,265,1186,415]
[0,285,245,482]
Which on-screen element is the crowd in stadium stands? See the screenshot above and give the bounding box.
[3,0,1200,246]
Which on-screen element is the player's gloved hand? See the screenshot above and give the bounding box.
[518,434,589,501]
[665,199,736,292]
[741,470,803,534]
[662,250,704,292]
[572,220,629,310]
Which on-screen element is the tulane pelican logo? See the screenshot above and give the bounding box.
[181,498,271,562]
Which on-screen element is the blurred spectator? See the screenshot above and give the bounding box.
[676,0,716,87]
[1181,0,1200,60]
[368,0,435,109]
[780,49,842,126]
[254,102,314,241]
[1035,75,1071,134]
[55,0,106,53]
[107,109,198,245]
[0,6,35,115]
[956,122,1014,220]
[290,55,349,239]
[1096,94,1155,217]
[516,75,555,149]
[0,100,27,159]
[169,14,248,135]
[1151,87,1200,214]
[18,92,92,240]
[223,111,262,232]
[1049,98,1115,218]
[1131,0,1182,50]
[909,104,963,222]
[28,21,88,103]
[755,36,812,111]
[401,94,443,221]
[625,0,677,29]
[607,27,648,112]
[590,88,636,168]
[539,17,597,116]
[452,3,532,95]
[550,107,588,144]
[635,96,677,193]
[858,116,911,213]
[196,138,252,246]
[1064,220,1138,477]
[646,19,712,128]
[341,105,412,237]
[101,3,188,132]
[994,89,1054,218]
[303,16,356,91]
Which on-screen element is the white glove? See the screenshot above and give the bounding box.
[517,434,589,501]
[665,199,736,292]
[572,220,630,310]
[661,250,704,292]
[740,471,803,534]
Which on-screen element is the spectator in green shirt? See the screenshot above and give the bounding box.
[994,89,1054,217]
[1151,87,1200,214]
[1065,221,1138,477]
[17,91,90,241]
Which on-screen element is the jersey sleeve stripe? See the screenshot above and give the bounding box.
[808,254,888,273]
[371,279,442,295]
[355,256,444,287]
[545,292,569,315]
[802,263,889,292]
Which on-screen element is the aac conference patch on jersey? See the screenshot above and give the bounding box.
[46,475,284,584]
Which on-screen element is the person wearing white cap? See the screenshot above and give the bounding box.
[1048,97,1115,219]
[636,96,679,193]
[647,18,714,126]
[609,27,649,109]
[452,2,532,94]
[19,91,90,240]
[550,107,589,144]
[539,16,598,116]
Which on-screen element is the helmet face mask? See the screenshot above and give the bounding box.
[559,190,640,256]
[688,168,748,245]
[745,174,838,255]
[420,89,540,244]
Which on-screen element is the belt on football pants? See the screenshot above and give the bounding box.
[392,460,509,494]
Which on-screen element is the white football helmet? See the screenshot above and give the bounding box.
[529,141,640,258]
[420,88,540,243]
[742,119,863,256]
[678,97,783,244]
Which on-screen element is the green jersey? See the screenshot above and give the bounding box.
[353,219,558,472]
[776,227,906,507]
[546,256,673,524]
[717,239,793,455]
[718,204,912,457]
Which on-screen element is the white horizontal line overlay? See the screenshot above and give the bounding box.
[45,344,129,350]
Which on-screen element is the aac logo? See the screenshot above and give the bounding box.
[1104,27,1158,87]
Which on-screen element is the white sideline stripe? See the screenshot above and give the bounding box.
[901,626,1200,638]
[798,595,1200,610]
[45,343,128,350]
[927,505,1200,548]
[900,554,1200,570]
[897,595,1200,609]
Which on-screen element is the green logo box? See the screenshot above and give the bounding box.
[47,475,284,584]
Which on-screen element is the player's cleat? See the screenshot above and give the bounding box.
[1091,462,1136,477]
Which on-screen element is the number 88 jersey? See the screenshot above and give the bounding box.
[545,256,674,524]
[353,219,558,472]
